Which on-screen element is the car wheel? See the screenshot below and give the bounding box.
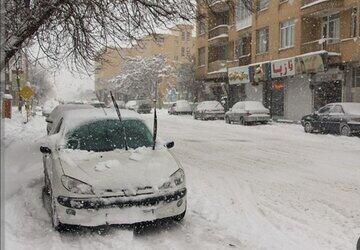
[173,209,186,222]
[340,124,351,137]
[225,116,231,124]
[304,122,313,133]
[239,117,246,125]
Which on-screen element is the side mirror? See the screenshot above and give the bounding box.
[67,139,80,149]
[40,146,52,154]
[165,141,174,149]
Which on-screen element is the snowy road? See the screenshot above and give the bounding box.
[4,110,360,249]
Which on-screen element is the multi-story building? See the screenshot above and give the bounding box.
[95,24,195,102]
[196,0,360,120]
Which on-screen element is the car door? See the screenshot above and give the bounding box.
[229,103,239,122]
[317,105,332,132]
[327,105,345,133]
[235,103,245,122]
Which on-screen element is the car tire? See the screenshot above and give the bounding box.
[173,209,186,222]
[239,117,246,125]
[225,116,231,124]
[340,124,351,137]
[304,122,313,133]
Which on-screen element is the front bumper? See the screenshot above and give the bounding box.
[55,188,187,227]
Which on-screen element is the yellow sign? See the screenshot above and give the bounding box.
[19,86,34,100]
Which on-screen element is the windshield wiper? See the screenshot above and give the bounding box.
[110,91,128,150]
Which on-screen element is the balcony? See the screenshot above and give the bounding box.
[301,38,341,54]
[207,60,227,78]
[208,25,229,44]
[238,54,251,66]
[207,0,230,13]
[301,0,344,16]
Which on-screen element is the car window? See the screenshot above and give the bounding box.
[318,105,331,114]
[66,119,153,152]
[330,105,344,114]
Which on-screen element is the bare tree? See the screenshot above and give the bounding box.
[0,0,253,72]
[108,55,172,100]
[176,60,204,102]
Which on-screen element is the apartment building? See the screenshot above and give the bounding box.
[196,0,360,120]
[95,24,195,102]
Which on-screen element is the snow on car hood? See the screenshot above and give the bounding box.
[58,147,180,194]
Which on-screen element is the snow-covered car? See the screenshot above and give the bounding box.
[46,104,94,135]
[168,100,192,115]
[42,99,59,117]
[193,101,225,120]
[89,101,107,108]
[125,100,152,114]
[40,109,186,230]
[301,102,360,136]
[225,101,270,125]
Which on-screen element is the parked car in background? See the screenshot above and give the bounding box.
[46,104,94,134]
[193,101,225,120]
[125,100,152,113]
[40,109,186,230]
[42,99,60,117]
[301,102,360,136]
[225,101,270,125]
[168,100,192,115]
[89,101,107,108]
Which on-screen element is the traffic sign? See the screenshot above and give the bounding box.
[19,86,34,100]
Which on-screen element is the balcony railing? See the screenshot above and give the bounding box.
[301,38,341,54]
[208,25,229,40]
[208,60,227,74]
[238,54,251,66]
[301,0,343,13]
[207,0,230,12]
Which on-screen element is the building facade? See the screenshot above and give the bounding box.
[196,0,360,120]
[95,24,195,102]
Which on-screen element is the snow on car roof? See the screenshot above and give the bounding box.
[61,108,142,131]
[332,102,360,115]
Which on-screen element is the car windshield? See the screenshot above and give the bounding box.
[66,119,153,152]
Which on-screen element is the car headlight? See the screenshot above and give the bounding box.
[159,169,185,189]
[61,175,94,195]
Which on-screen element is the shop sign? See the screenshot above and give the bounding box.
[295,54,325,74]
[249,63,271,84]
[228,66,250,85]
[271,58,295,78]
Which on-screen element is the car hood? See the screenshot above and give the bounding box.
[58,147,180,194]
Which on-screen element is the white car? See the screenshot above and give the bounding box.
[193,101,225,120]
[168,100,192,115]
[40,109,187,230]
[225,101,270,125]
[46,104,94,135]
[125,100,138,110]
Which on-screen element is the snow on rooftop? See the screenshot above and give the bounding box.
[62,108,142,131]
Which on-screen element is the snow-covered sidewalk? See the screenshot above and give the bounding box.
[3,111,360,249]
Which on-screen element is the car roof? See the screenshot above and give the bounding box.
[61,108,142,131]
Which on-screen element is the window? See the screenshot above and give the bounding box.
[181,47,185,57]
[318,105,331,114]
[330,105,344,114]
[198,17,206,35]
[236,0,251,30]
[235,36,250,58]
[186,31,191,41]
[280,19,295,48]
[351,8,358,38]
[256,27,269,54]
[257,0,269,11]
[198,47,205,66]
[352,67,360,88]
[322,13,340,43]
